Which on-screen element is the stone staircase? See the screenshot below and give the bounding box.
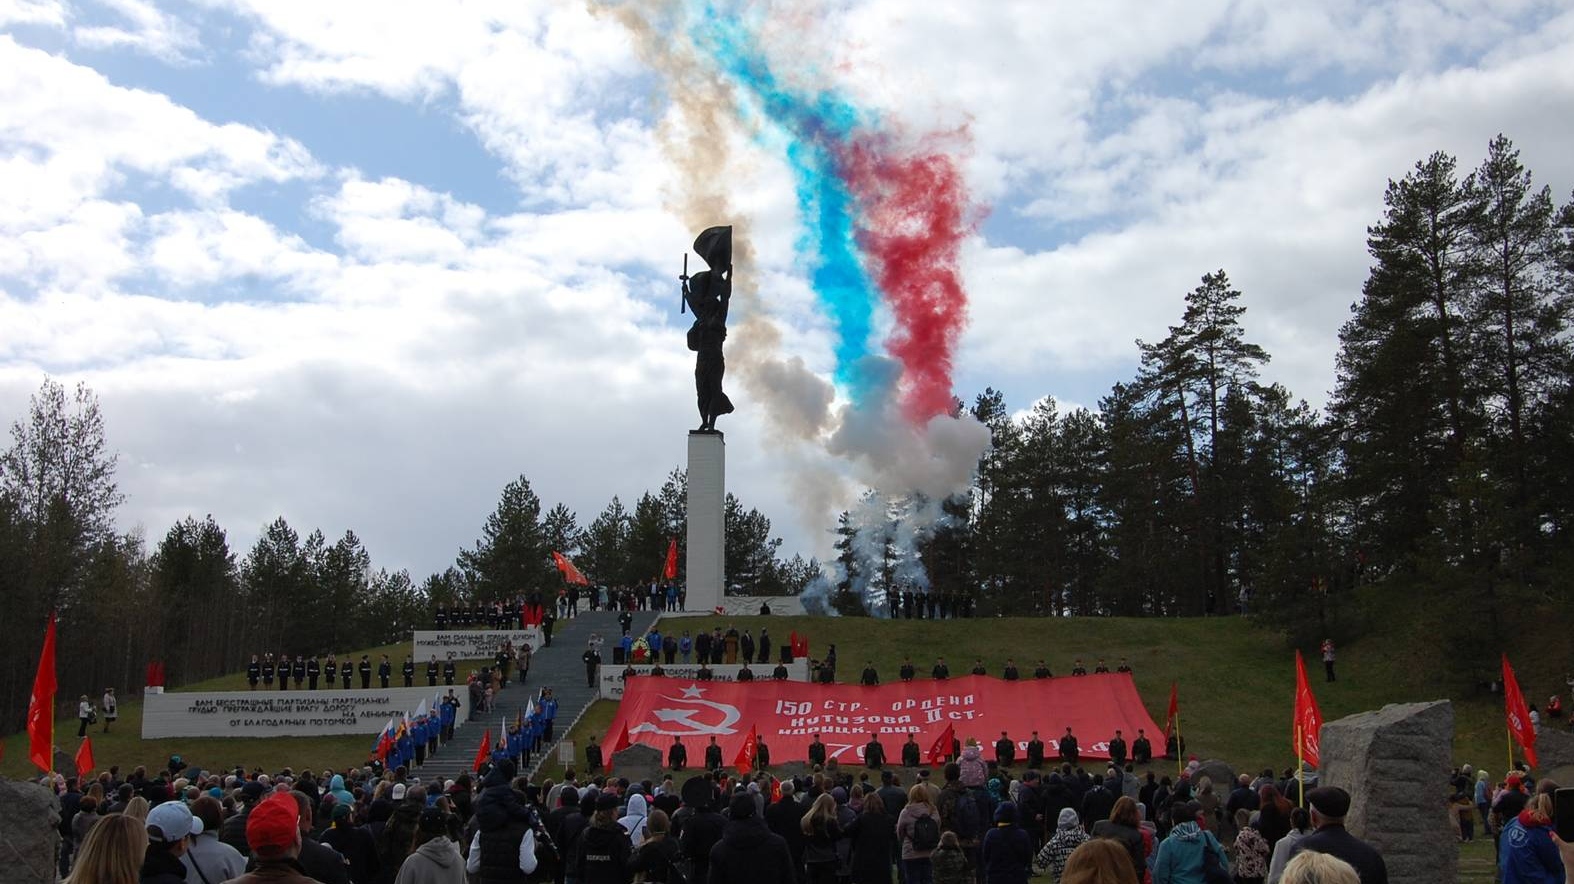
[414,609,659,784]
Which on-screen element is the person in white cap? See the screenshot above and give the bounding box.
[144,800,202,883]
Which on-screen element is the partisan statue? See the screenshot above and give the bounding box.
[681,225,734,433]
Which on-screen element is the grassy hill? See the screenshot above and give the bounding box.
[7,603,1566,784]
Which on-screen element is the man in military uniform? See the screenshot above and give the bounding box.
[668,737,688,771]
[401,655,415,688]
[435,605,447,629]
[754,736,770,772]
[582,642,601,689]
[971,658,987,676]
[772,661,789,680]
[932,657,950,679]
[864,733,885,768]
[1026,731,1046,770]
[696,662,714,681]
[902,733,922,767]
[261,653,274,688]
[306,655,321,690]
[324,655,337,688]
[1033,660,1052,679]
[705,736,723,771]
[995,731,1016,768]
[1094,659,1110,674]
[737,664,753,682]
[1072,659,1088,676]
[378,654,391,689]
[899,657,916,682]
[1003,659,1020,681]
[280,653,293,690]
[359,655,372,689]
[1058,727,1079,764]
[426,656,439,687]
[1108,729,1128,768]
[860,662,879,686]
[247,655,261,690]
[585,735,603,774]
[1131,729,1153,765]
[1116,658,1133,673]
[443,657,456,686]
[340,658,353,689]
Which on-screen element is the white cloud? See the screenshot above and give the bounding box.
[0,0,64,27]
[74,0,202,63]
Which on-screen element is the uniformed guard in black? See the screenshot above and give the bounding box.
[808,734,826,767]
[341,659,353,689]
[582,645,601,689]
[585,736,603,774]
[291,655,305,689]
[1002,660,1020,681]
[737,664,753,682]
[307,655,320,690]
[399,655,412,688]
[902,734,921,768]
[426,656,439,687]
[1026,731,1045,770]
[772,662,789,680]
[443,658,456,686]
[279,653,292,691]
[247,655,261,690]
[261,654,274,687]
[932,658,949,680]
[1034,660,1052,679]
[376,655,390,689]
[668,737,687,771]
[864,734,885,768]
[995,732,1015,768]
[325,656,338,687]
[704,736,723,770]
[899,658,916,682]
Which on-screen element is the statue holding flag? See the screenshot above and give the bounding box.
[681,225,735,433]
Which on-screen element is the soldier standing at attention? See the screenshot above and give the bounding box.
[306,655,320,690]
[261,653,274,688]
[247,655,261,690]
[291,654,306,689]
[377,654,390,689]
[341,657,353,689]
[324,655,337,688]
[426,656,439,687]
[401,655,415,688]
[705,736,723,770]
[669,737,688,771]
[443,657,456,686]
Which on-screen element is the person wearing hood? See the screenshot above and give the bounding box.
[574,793,633,884]
[323,802,381,884]
[1035,808,1091,881]
[979,802,1033,884]
[618,793,651,847]
[469,760,543,884]
[711,794,794,884]
[398,808,468,884]
[959,744,988,789]
[1153,803,1229,884]
[330,774,355,808]
[1496,792,1561,884]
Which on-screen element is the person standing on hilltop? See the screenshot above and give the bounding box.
[1321,640,1336,683]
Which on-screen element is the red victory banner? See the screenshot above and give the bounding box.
[552,551,589,586]
[1502,653,1537,767]
[472,728,492,773]
[604,674,1162,765]
[734,724,759,774]
[27,612,58,774]
[1293,650,1324,768]
[663,538,679,581]
[926,722,956,765]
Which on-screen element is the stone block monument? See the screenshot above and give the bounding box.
[1318,700,1455,884]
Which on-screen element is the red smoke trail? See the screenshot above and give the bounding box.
[839,133,973,425]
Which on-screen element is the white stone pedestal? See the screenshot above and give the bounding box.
[685,431,725,613]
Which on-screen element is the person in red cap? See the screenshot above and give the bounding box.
[227,793,316,883]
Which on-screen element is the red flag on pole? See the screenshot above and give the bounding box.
[606,722,631,773]
[734,725,759,774]
[74,737,95,779]
[1164,682,1178,738]
[552,551,590,586]
[472,728,493,772]
[926,722,956,765]
[1293,651,1324,767]
[663,538,679,581]
[1502,653,1538,767]
[26,612,58,774]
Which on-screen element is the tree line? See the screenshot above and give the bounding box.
[835,135,1574,655]
[0,385,806,732]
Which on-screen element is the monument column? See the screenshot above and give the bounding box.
[686,431,725,613]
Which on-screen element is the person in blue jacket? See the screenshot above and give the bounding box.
[1499,793,1562,884]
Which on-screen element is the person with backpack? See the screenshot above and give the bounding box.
[897,785,941,884]
[627,810,685,883]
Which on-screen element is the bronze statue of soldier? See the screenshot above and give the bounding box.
[681,225,735,432]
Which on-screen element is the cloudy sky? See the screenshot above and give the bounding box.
[2,0,1572,579]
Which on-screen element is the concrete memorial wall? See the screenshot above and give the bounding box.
[142,687,466,738]
[598,660,810,700]
[411,629,543,660]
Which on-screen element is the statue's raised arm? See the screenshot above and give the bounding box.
[683,225,734,433]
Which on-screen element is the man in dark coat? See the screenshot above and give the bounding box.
[1289,787,1389,884]
[807,735,826,768]
[995,732,1016,768]
[705,737,724,771]
[901,734,922,768]
[707,794,793,884]
[669,737,688,771]
[1025,732,1045,771]
[763,781,807,884]
[863,734,886,768]
[680,782,727,884]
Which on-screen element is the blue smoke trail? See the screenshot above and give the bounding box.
[689,2,880,402]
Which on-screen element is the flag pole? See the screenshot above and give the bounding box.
[1296,724,1305,808]
[1175,711,1183,778]
[1507,724,1514,775]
